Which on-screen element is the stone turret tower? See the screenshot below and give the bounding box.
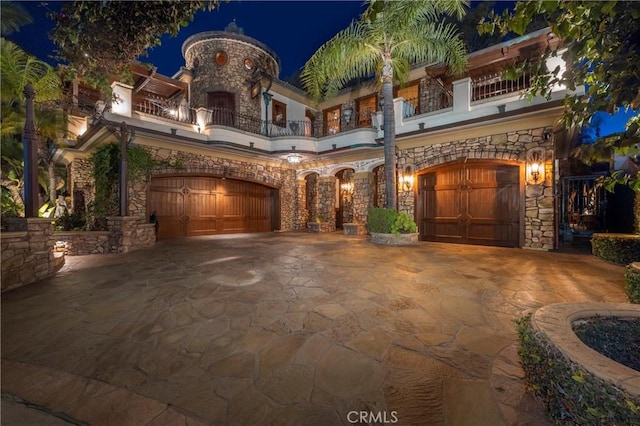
[180,21,281,119]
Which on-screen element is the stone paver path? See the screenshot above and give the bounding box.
[1,233,628,425]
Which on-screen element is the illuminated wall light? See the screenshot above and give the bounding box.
[526,147,546,185]
[287,154,302,164]
[340,181,354,194]
[399,164,414,191]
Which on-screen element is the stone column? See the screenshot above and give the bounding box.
[524,161,555,250]
[2,218,55,291]
[294,178,308,230]
[352,171,372,224]
[107,216,153,253]
[317,176,337,232]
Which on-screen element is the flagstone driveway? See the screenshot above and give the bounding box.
[1,232,628,425]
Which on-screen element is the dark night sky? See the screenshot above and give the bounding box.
[7,1,368,80]
[6,1,634,136]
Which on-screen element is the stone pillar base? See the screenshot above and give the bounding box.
[343,223,367,236]
[307,222,335,233]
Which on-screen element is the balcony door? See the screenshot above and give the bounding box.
[207,91,235,126]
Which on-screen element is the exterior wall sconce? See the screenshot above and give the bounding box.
[526,147,545,185]
[399,164,414,191]
[343,107,353,124]
[340,181,354,194]
[287,145,302,164]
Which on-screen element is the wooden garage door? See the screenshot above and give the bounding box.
[417,161,520,247]
[148,176,277,239]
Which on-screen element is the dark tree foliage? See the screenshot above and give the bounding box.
[480,1,640,190]
[49,1,219,89]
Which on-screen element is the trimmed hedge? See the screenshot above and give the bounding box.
[367,207,417,236]
[591,233,640,265]
[625,264,640,304]
[367,207,397,234]
[516,314,640,425]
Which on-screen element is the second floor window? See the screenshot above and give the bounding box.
[324,107,340,135]
[356,95,377,128]
[272,100,286,127]
[396,82,419,117]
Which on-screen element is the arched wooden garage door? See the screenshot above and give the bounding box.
[148,176,278,239]
[417,161,521,247]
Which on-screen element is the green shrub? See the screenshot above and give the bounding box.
[391,212,417,236]
[367,207,397,234]
[516,314,640,425]
[591,234,640,265]
[367,207,417,236]
[54,210,85,231]
[625,265,640,304]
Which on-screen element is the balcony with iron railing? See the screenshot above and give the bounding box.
[133,98,378,138]
[110,56,573,151]
[471,64,532,102]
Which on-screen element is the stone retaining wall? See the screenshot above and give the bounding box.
[1,218,55,292]
[106,217,156,254]
[53,231,111,256]
[531,302,640,397]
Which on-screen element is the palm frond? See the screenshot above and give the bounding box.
[301,21,376,101]
[392,22,467,75]
[0,2,33,36]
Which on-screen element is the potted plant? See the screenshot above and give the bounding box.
[367,207,418,245]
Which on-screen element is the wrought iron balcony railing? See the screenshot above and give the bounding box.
[133,102,378,138]
[472,64,532,101]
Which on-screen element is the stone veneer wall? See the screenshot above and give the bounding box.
[352,172,373,224]
[294,179,308,230]
[374,165,386,208]
[53,231,111,256]
[400,126,554,249]
[1,218,55,292]
[136,147,297,231]
[106,217,156,254]
[129,180,148,218]
[70,159,94,214]
[305,173,319,224]
[317,176,337,231]
[419,77,451,114]
[184,37,277,118]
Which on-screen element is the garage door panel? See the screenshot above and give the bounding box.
[418,161,520,247]
[434,190,460,217]
[148,176,275,238]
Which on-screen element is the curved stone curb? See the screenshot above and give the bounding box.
[531,302,640,396]
[1,358,208,426]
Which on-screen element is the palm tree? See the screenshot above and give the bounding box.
[0,1,33,36]
[1,38,64,213]
[301,0,468,209]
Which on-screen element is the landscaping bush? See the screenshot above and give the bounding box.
[54,210,85,231]
[367,207,397,234]
[516,314,640,425]
[591,233,640,265]
[625,265,640,304]
[367,207,417,236]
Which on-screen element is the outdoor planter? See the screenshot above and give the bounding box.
[369,232,418,245]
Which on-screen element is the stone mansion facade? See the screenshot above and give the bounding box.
[59,24,577,250]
